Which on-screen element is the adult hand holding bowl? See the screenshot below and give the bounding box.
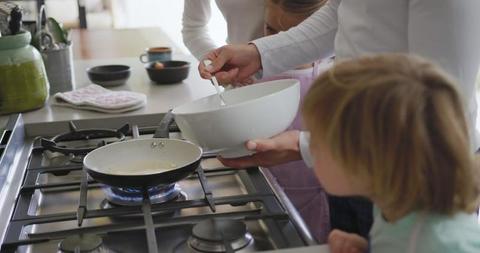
[172,79,300,158]
[218,130,303,168]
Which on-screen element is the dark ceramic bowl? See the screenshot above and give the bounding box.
[145,61,190,84]
[86,65,131,87]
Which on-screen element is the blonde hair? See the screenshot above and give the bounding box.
[302,54,480,217]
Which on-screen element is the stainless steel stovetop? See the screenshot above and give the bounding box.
[0,115,315,253]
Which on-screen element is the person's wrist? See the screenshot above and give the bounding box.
[247,43,262,70]
[291,131,302,161]
[298,131,313,168]
[290,130,301,153]
[281,130,302,161]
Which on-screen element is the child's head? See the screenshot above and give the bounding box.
[264,0,327,35]
[302,54,480,217]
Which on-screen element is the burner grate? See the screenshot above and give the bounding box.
[0,124,313,253]
[40,122,130,156]
[189,219,254,253]
[2,163,298,253]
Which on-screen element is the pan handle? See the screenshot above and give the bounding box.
[153,109,174,138]
[132,125,140,139]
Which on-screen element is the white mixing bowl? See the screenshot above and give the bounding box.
[172,79,300,158]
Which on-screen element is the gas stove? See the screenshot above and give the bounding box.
[0,115,316,253]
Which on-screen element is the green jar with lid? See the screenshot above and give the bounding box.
[0,31,49,114]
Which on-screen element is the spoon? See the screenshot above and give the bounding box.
[203,59,227,106]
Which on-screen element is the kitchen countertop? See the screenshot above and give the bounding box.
[4,54,217,136]
[0,27,213,136]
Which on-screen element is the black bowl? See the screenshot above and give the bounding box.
[145,61,190,84]
[86,65,131,87]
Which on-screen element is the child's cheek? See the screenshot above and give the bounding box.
[311,149,354,196]
[311,150,333,193]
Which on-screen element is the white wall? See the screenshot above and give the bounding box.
[110,0,228,54]
[17,0,228,55]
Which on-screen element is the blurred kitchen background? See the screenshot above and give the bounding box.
[5,0,480,129]
[6,0,480,100]
[8,0,228,54]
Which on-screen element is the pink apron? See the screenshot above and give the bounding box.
[259,59,332,243]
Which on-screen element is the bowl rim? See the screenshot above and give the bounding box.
[86,65,131,74]
[173,79,299,116]
[145,60,190,70]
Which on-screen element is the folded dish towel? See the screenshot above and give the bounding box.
[53,84,147,113]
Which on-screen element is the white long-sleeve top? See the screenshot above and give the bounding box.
[253,0,480,157]
[182,0,265,60]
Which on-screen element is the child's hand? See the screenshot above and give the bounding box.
[328,229,368,253]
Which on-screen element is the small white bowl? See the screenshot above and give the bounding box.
[172,79,300,158]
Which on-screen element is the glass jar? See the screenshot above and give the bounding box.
[0,31,49,114]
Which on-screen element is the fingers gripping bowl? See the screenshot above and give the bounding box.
[173,79,300,158]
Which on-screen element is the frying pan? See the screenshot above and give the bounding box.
[82,112,207,253]
[83,111,203,188]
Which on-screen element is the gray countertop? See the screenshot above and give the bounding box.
[1,54,217,136]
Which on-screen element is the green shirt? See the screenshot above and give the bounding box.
[370,207,480,253]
